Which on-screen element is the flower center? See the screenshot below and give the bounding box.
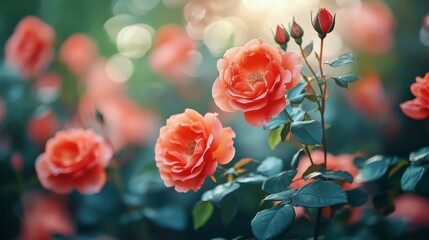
[247,71,264,86]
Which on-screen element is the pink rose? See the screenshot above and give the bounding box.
[155,109,235,192]
[35,129,112,194]
[60,34,98,76]
[212,38,302,126]
[400,73,429,119]
[5,16,54,78]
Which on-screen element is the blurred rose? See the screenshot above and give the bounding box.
[35,72,62,103]
[5,16,54,78]
[155,109,235,192]
[83,59,126,99]
[149,24,197,85]
[78,94,159,151]
[36,129,112,194]
[390,194,429,230]
[400,73,429,119]
[291,150,361,190]
[10,152,23,172]
[19,191,74,240]
[60,34,98,76]
[27,107,59,145]
[346,72,391,120]
[212,38,302,126]
[339,1,394,55]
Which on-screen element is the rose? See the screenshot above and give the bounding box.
[400,73,429,119]
[312,8,336,38]
[19,191,74,240]
[35,129,112,194]
[60,34,98,76]
[155,108,235,192]
[212,38,302,126]
[290,150,361,190]
[274,25,289,45]
[5,16,54,78]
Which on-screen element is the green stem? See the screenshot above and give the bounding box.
[314,208,322,240]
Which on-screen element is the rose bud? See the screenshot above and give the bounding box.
[289,18,304,45]
[274,25,289,50]
[312,8,336,39]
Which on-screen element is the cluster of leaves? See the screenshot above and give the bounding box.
[355,146,429,215]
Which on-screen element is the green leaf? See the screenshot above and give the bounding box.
[202,183,240,206]
[401,166,426,191]
[286,103,305,121]
[257,157,284,177]
[356,156,390,183]
[236,174,267,184]
[346,188,368,208]
[263,110,289,130]
[326,53,355,67]
[220,194,239,226]
[262,189,297,203]
[268,126,283,150]
[332,74,359,89]
[290,120,322,145]
[291,148,305,168]
[292,180,348,207]
[251,205,295,240]
[287,82,307,103]
[192,201,214,230]
[95,107,104,124]
[409,146,429,163]
[262,170,297,194]
[303,41,313,57]
[302,164,324,178]
[321,170,353,183]
[280,122,291,142]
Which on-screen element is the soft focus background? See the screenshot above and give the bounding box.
[0,0,429,239]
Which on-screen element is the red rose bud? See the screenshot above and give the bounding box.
[312,8,336,39]
[290,18,304,45]
[275,25,289,44]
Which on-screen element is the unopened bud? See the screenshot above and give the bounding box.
[312,8,336,39]
[290,18,304,45]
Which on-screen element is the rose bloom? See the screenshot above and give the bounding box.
[5,16,55,78]
[18,191,74,240]
[390,194,429,230]
[400,73,429,119]
[35,129,112,194]
[149,24,197,85]
[78,94,159,151]
[0,98,5,124]
[212,38,302,126]
[155,108,235,192]
[27,107,59,145]
[60,34,98,76]
[338,1,394,55]
[290,150,361,190]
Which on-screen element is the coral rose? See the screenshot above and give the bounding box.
[290,150,361,191]
[5,16,54,78]
[155,109,235,192]
[400,73,429,119]
[60,34,98,76]
[338,2,394,55]
[35,129,112,194]
[18,191,74,240]
[78,94,159,151]
[390,194,429,230]
[212,38,302,126]
[149,24,197,85]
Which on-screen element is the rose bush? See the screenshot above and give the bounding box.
[35,129,112,194]
[155,108,235,192]
[212,38,302,126]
